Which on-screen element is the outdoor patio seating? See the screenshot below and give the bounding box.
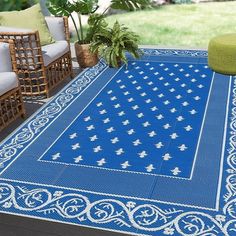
[2,1,236,235]
[0,39,25,132]
[0,16,73,98]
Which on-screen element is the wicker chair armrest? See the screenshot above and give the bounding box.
[0,38,26,129]
[0,30,42,49]
[0,31,39,37]
[0,29,45,69]
[0,38,14,43]
[0,25,36,35]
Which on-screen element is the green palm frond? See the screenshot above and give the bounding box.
[73,0,99,15]
[110,0,151,11]
[46,0,74,16]
[91,21,141,68]
[85,13,108,43]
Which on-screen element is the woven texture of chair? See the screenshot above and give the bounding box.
[0,39,25,132]
[0,17,73,98]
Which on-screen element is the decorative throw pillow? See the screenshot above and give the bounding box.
[0,4,55,46]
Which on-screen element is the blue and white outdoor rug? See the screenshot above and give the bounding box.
[0,48,235,235]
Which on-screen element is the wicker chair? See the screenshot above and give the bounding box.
[0,17,73,98]
[0,39,25,132]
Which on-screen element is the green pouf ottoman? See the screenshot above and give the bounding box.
[208,34,236,75]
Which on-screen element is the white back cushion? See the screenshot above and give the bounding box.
[0,42,12,72]
[45,17,66,41]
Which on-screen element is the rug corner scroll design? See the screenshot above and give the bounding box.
[0,61,107,170]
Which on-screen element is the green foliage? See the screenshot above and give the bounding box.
[46,0,151,44]
[46,0,74,17]
[85,14,108,43]
[105,1,236,48]
[110,0,151,11]
[90,21,141,67]
[172,0,192,4]
[0,0,38,11]
[73,0,99,15]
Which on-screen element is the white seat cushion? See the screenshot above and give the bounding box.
[0,72,19,96]
[42,40,69,66]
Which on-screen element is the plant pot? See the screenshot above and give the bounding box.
[74,42,98,68]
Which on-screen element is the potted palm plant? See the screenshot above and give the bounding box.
[47,0,151,68]
[90,21,141,68]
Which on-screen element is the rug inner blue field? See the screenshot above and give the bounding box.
[39,61,213,179]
